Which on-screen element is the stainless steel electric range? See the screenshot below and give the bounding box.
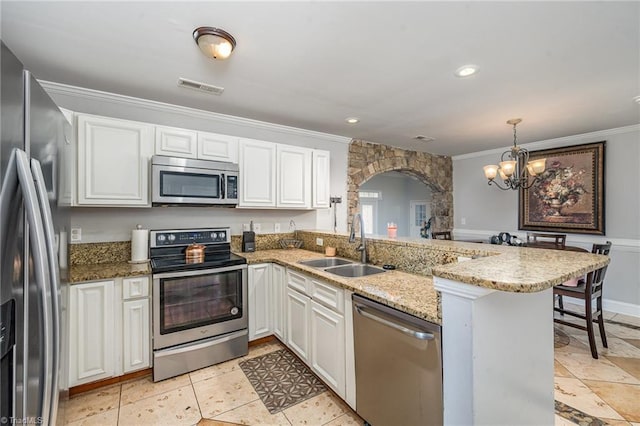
[149,227,248,382]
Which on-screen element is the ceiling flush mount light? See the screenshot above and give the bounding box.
[454,64,479,78]
[345,117,359,124]
[483,118,546,191]
[193,27,236,60]
[633,95,640,104]
[414,135,435,142]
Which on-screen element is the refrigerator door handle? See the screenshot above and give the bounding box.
[15,149,53,425]
[31,158,60,424]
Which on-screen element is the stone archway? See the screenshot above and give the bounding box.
[347,140,453,232]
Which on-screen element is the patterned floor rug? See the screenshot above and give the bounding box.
[239,349,326,414]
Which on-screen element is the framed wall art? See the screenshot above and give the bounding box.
[519,141,605,235]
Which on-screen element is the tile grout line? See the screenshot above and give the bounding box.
[188,369,205,423]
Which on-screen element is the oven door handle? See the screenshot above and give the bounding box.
[221,173,225,199]
[153,263,247,279]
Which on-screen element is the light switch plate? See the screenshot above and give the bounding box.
[253,223,261,233]
[316,237,323,246]
[274,223,281,233]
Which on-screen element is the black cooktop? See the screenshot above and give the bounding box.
[151,252,246,274]
[149,227,247,273]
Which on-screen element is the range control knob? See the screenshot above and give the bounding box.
[168,234,176,242]
[219,231,226,240]
[157,234,166,242]
[211,232,218,240]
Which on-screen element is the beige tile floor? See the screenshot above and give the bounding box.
[553,303,640,425]
[64,304,640,425]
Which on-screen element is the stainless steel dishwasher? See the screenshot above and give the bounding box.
[352,294,443,426]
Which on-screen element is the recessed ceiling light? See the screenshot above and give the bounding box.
[345,117,359,124]
[634,95,640,104]
[454,64,479,78]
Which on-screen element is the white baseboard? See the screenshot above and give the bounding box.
[562,296,640,318]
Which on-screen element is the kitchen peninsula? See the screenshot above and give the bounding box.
[242,230,609,425]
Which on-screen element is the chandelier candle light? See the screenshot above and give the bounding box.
[483,118,546,190]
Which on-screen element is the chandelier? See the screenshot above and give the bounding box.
[483,118,546,190]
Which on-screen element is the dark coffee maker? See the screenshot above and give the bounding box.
[242,231,255,252]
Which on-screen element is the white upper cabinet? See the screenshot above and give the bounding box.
[77,113,154,206]
[312,150,331,208]
[238,138,277,207]
[198,132,239,163]
[239,139,319,209]
[155,125,198,158]
[277,144,312,209]
[155,126,239,163]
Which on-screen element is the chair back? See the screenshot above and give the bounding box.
[586,241,612,296]
[526,232,566,248]
[432,231,452,240]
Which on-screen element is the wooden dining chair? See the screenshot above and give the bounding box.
[526,232,566,248]
[432,231,452,240]
[553,241,612,359]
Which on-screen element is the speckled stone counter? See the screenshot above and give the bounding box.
[69,262,150,283]
[237,249,440,324]
[295,230,609,293]
[431,245,609,292]
[69,241,150,283]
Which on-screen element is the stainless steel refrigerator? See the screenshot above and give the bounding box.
[1,42,71,425]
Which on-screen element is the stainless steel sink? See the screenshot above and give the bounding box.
[324,264,386,277]
[298,258,354,268]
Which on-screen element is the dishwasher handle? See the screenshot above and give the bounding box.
[354,303,434,340]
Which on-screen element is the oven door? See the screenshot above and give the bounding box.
[153,264,247,350]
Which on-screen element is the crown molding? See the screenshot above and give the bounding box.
[452,124,640,161]
[38,80,353,145]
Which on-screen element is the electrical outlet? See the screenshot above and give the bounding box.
[70,228,82,242]
[243,223,250,232]
[461,217,466,225]
[253,223,261,233]
[274,223,281,233]
[316,237,324,246]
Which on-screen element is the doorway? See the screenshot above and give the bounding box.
[409,200,429,238]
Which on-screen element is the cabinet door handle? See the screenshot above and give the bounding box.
[354,303,434,341]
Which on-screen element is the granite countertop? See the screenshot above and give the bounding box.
[431,244,610,292]
[238,249,441,324]
[69,261,151,283]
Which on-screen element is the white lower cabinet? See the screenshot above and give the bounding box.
[271,264,286,340]
[246,263,348,399]
[68,280,115,386]
[286,287,311,362]
[310,299,345,393]
[68,276,151,387]
[248,264,272,341]
[284,268,346,398]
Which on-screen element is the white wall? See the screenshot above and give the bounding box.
[452,125,640,314]
[41,81,350,242]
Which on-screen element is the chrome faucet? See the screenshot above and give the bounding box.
[349,213,367,263]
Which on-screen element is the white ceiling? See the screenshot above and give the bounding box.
[2,1,638,156]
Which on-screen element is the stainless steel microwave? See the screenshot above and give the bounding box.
[151,155,239,206]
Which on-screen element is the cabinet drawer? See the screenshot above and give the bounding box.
[310,279,344,314]
[287,270,309,295]
[123,276,150,300]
